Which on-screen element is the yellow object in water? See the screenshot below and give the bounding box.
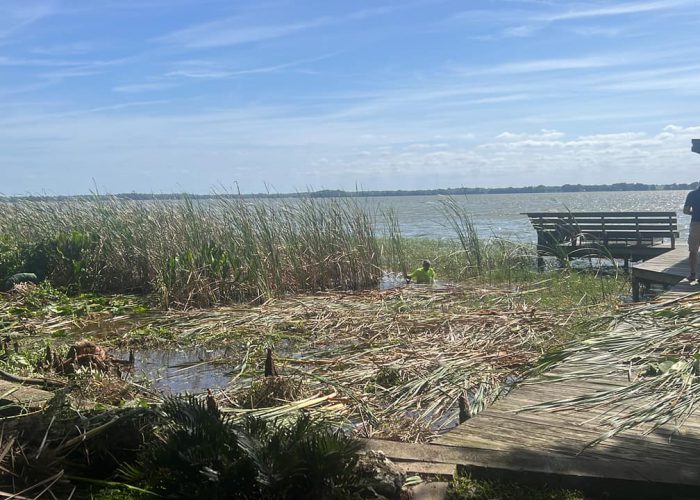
[408,267,435,284]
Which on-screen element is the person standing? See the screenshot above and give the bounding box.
[683,182,700,281]
[406,260,436,284]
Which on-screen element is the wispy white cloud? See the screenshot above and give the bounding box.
[0,81,55,96]
[470,94,530,104]
[0,0,55,40]
[483,55,627,74]
[156,4,414,49]
[455,1,692,41]
[0,100,170,127]
[30,41,100,56]
[598,74,700,92]
[495,130,565,141]
[501,24,541,38]
[568,25,626,37]
[537,0,693,22]
[166,53,337,80]
[0,54,136,69]
[165,69,231,79]
[587,62,700,91]
[156,17,332,49]
[2,88,699,192]
[0,56,81,67]
[40,68,102,80]
[113,82,179,93]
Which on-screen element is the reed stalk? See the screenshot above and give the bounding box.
[0,195,381,307]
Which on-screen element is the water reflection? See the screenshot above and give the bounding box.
[116,347,233,394]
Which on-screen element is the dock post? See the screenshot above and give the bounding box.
[632,276,640,301]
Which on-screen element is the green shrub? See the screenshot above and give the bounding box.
[122,396,362,499]
[0,237,21,280]
[448,473,583,500]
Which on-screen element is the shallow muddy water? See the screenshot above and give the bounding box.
[116,347,234,394]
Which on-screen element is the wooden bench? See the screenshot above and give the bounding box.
[523,211,678,269]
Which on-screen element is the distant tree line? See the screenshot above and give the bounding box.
[1,182,698,202]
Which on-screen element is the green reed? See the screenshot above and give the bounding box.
[0,194,623,308]
[384,196,534,283]
[0,195,380,307]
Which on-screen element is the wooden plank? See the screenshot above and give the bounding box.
[523,211,677,218]
[361,438,700,486]
[533,224,677,231]
[448,412,700,458]
[532,218,677,224]
[0,380,54,411]
[394,461,456,477]
[534,230,677,238]
[424,245,700,494]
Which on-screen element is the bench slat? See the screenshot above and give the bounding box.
[533,224,678,232]
[523,211,676,218]
[529,218,677,225]
[539,231,678,237]
[526,212,679,266]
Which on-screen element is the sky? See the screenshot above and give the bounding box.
[1,0,700,195]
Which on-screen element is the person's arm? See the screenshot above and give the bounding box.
[683,191,693,215]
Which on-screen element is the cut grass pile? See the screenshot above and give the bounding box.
[524,292,700,444]
[1,274,626,442]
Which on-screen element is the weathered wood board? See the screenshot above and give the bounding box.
[0,379,54,411]
[423,251,700,496]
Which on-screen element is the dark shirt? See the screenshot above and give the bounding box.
[685,189,700,222]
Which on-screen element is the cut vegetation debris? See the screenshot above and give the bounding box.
[524,293,700,445]
[1,282,618,442]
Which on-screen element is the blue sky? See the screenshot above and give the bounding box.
[1,0,700,195]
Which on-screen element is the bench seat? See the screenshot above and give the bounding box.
[523,211,679,268]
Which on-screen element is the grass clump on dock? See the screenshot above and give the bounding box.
[525,293,700,445]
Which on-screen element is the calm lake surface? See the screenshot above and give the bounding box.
[366,190,689,242]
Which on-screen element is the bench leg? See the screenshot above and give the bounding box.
[632,277,641,302]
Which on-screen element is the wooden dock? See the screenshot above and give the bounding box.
[365,249,700,498]
[631,247,690,300]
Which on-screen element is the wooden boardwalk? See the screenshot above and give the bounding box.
[631,247,692,299]
[0,379,53,415]
[431,349,700,496]
[367,249,700,497]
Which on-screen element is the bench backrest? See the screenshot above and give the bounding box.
[522,211,678,245]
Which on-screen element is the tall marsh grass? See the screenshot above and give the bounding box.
[386,196,535,283]
[0,194,611,307]
[0,196,380,307]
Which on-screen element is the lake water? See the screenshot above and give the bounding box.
[365,190,690,242]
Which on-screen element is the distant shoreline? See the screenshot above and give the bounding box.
[1,182,696,202]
